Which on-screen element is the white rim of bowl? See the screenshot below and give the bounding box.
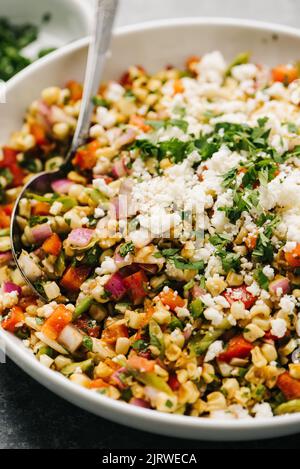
[2,17,300,433]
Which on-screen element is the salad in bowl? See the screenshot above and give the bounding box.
[2,50,300,420]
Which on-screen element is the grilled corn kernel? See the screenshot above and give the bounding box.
[261,343,278,362]
[165,343,182,361]
[178,381,200,405]
[202,363,215,383]
[289,364,300,380]
[53,122,70,140]
[206,392,227,412]
[115,337,130,355]
[94,362,113,379]
[70,373,92,388]
[230,301,247,319]
[251,346,268,368]
[243,323,265,342]
[279,338,298,357]
[41,86,61,105]
[206,276,227,296]
[221,378,239,399]
[226,271,244,287]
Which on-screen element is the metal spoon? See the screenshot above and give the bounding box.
[10,0,119,300]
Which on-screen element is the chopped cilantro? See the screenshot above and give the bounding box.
[119,241,135,257]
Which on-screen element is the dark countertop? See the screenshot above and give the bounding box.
[0,358,299,449]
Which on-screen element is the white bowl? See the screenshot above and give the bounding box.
[0,0,92,60]
[2,18,300,441]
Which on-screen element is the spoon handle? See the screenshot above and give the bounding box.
[69,0,119,157]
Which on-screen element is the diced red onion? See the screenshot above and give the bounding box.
[191,284,206,298]
[130,398,151,409]
[114,251,133,268]
[183,326,193,341]
[111,158,127,179]
[3,281,22,296]
[104,272,127,300]
[0,252,12,266]
[110,196,129,220]
[31,223,52,244]
[115,128,137,149]
[67,228,94,247]
[269,277,290,296]
[51,179,72,194]
[111,367,127,390]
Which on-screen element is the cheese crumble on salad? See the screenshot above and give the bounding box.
[2,51,300,419]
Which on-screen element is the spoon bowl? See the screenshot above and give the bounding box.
[10,0,118,300]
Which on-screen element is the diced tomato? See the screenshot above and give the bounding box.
[129,114,151,132]
[245,232,258,250]
[30,123,48,146]
[0,147,25,187]
[66,80,83,101]
[168,374,180,391]
[89,378,110,389]
[1,306,24,332]
[102,323,128,344]
[277,372,300,400]
[72,140,101,170]
[1,204,13,216]
[127,353,155,373]
[285,243,300,268]
[272,65,298,84]
[41,304,72,340]
[173,78,184,94]
[42,233,62,256]
[74,316,101,338]
[159,288,185,310]
[123,270,148,305]
[61,265,91,292]
[218,335,254,363]
[223,285,257,309]
[32,202,51,216]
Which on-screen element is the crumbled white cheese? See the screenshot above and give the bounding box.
[252,402,273,419]
[270,318,287,338]
[204,340,223,362]
[204,307,223,326]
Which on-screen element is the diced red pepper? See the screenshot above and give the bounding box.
[285,243,300,268]
[223,285,257,309]
[218,335,254,363]
[42,305,72,340]
[127,353,155,373]
[123,270,148,305]
[168,374,180,391]
[30,123,48,146]
[72,140,101,170]
[66,80,83,101]
[1,306,24,332]
[90,378,110,389]
[277,372,300,400]
[159,288,185,310]
[61,265,91,292]
[32,202,51,216]
[42,233,62,257]
[102,323,128,344]
[272,65,298,84]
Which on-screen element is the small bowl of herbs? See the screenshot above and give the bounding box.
[0,0,92,81]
